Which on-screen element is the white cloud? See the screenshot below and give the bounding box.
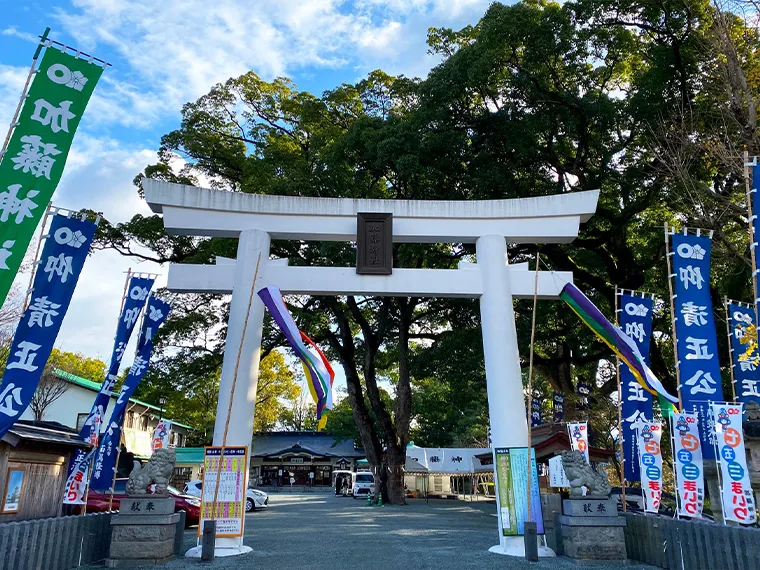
[0,64,30,139]
[51,0,491,127]
[1,27,39,44]
[0,0,493,363]
[42,136,165,360]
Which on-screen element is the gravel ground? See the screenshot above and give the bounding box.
[95,493,657,569]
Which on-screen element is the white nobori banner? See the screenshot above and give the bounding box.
[671,411,704,518]
[567,422,590,463]
[151,420,172,452]
[637,421,663,513]
[711,403,757,524]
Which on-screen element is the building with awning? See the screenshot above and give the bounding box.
[1,420,91,522]
[473,423,614,474]
[250,432,365,487]
[405,424,615,498]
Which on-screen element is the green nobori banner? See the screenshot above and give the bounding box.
[0,46,103,306]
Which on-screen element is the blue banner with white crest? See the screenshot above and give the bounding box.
[530,399,542,427]
[727,302,760,406]
[88,296,171,491]
[552,392,564,422]
[670,232,723,459]
[577,381,591,411]
[0,214,96,439]
[619,293,654,481]
[65,275,154,483]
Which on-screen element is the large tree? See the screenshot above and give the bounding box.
[92,0,760,499]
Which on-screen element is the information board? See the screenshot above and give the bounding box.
[494,447,544,536]
[199,446,248,537]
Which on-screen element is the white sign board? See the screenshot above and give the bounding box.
[199,446,248,538]
[548,455,569,487]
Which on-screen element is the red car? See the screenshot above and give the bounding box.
[86,478,200,527]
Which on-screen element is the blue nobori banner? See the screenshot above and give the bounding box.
[552,392,565,422]
[0,213,96,439]
[530,399,542,427]
[88,295,171,492]
[576,381,591,411]
[727,302,760,406]
[65,275,154,488]
[619,292,654,482]
[670,232,724,459]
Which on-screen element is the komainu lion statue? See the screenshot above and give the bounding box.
[126,448,176,495]
[561,450,611,498]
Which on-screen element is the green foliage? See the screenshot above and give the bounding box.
[325,389,395,446]
[0,344,106,382]
[133,350,298,444]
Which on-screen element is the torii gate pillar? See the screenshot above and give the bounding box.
[212,229,270,447]
[477,234,542,556]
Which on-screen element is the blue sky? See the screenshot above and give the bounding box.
[0,0,491,375]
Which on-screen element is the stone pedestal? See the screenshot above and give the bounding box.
[559,498,627,561]
[106,496,179,568]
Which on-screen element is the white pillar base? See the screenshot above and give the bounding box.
[185,545,253,558]
[488,538,556,557]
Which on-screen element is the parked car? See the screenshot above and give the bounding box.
[245,488,269,512]
[86,478,200,527]
[332,470,353,496]
[183,479,269,512]
[352,471,376,499]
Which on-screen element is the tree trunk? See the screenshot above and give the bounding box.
[384,442,406,504]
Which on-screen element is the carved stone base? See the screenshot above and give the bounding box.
[106,496,178,568]
[560,498,627,561]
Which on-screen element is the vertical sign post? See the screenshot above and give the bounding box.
[199,446,248,538]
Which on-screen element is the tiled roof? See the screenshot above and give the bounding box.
[175,447,205,464]
[251,432,364,458]
[3,420,90,449]
[54,369,195,430]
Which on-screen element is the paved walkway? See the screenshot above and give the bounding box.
[138,494,655,569]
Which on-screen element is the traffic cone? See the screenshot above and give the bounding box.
[378,492,383,507]
[366,492,372,506]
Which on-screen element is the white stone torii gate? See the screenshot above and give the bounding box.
[144,179,599,557]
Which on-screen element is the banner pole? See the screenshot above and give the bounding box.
[664,223,684,410]
[745,150,758,327]
[107,430,126,512]
[100,268,132,513]
[211,253,262,525]
[0,28,50,157]
[724,296,738,402]
[711,407,727,526]
[23,201,53,310]
[668,416,682,519]
[118,268,132,315]
[80,453,96,515]
[525,251,540,525]
[615,286,627,512]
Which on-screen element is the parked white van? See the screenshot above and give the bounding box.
[352,471,375,499]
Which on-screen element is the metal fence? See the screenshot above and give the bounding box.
[624,513,760,569]
[0,512,113,570]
